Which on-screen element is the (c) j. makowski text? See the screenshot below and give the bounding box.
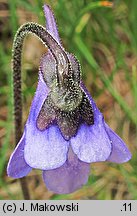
[3,202,79,213]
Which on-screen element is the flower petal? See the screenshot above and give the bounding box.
[7,132,32,178]
[43,148,90,194]
[105,124,132,163]
[71,82,112,163]
[24,73,69,170]
[43,4,61,44]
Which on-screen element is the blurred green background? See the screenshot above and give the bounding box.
[0,0,137,200]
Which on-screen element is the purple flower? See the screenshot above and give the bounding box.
[7,4,131,194]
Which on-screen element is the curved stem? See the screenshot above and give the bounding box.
[12,22,70,199]
[13,21,71,141]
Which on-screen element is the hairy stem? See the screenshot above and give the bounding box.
[12,22,71,199]
[13,22,69,143]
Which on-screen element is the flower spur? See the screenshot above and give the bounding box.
[7,4,131,194]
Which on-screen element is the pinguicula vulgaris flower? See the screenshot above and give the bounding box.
[7,4,132,194]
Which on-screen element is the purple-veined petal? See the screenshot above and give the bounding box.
[105,124,132,163]
[43,148,90,194]
[44,4,76,85]
[24,72,69,170]
[70,82,112,163]
[43,4,61,45]
[7,132,32,178]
